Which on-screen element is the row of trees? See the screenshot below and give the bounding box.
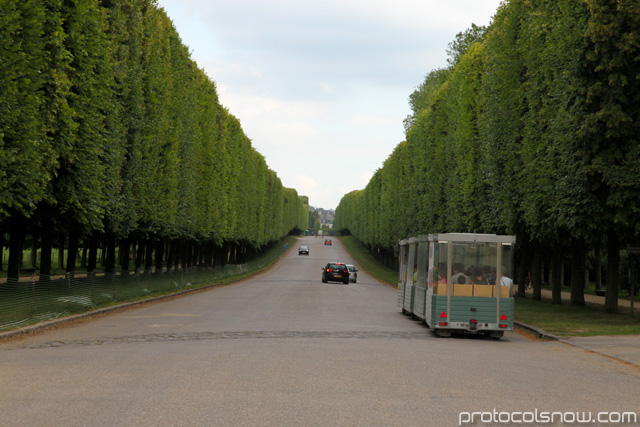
[0,0,308,278]
[334,0,640,313]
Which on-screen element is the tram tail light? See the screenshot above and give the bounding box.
[438,312,447,326]
[469,319,477,331]
[499,313,508,328]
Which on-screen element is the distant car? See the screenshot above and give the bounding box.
[322,262,349,284]
[324,239,332,245]
[298,245,309,255]
[346,264,357,283]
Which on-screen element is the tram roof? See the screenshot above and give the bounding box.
[399,233,515,246]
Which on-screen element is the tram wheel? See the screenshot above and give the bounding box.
[435,330,451,338]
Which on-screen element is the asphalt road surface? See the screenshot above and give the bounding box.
[1,237,639,426]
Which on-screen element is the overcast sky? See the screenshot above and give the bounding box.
[156,0,504,210]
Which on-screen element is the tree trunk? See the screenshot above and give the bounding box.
[166,239,175,270]
[39,215,53,277]
[605,234,619,314]
[570,241,586,306]
[119,237,130,272]
[192,243,200,267]
[516,243,528,298]
[30,232,38,268]
[88,233,99,272]
[155,240,164,272]
[7,214,25,279]
[80,239,88,269]
[594,246,602,291]
[145,237,154,271]
[66,223,79,273]
[0,221,5,271]
[104,234,116,273]
[181,241,189,269]
[551,246,563,305]
[135,240,145,271]
[58,233,65,270]
[532,246,542,301]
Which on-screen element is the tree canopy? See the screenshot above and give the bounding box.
[1,0,308,277]
[335,0,640,312]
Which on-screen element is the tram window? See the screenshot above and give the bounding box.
[400,245,409,284]
[450,242,499,285]
[416,242,428,288]
[431,242,448,285]
[501,243,514,286]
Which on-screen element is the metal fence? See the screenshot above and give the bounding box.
[0,243,289,332]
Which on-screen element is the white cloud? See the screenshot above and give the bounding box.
[158,0,504,208]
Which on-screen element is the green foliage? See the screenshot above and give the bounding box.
[308,209,319,230]
[446,23,487,68]
[335,0,640,266]
[0,0,306,275]
[0,1,61,217]
[404,68,451,133]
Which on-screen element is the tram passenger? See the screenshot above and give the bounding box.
[467,266,485,284]
[437,262,447,284]
[450,263,469,284]
[482,265,496,285]
[500,266,513,287]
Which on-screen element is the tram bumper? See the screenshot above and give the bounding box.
[436,321,513,334]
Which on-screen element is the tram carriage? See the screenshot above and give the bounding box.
[397,233,515,338]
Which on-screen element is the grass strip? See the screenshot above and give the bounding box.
[0,236,299,333]
[514,297,640,337]
[338,236,397,285]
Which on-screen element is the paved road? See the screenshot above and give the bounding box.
[1,237,639,426]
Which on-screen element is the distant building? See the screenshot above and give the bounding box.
[309,206,335,228]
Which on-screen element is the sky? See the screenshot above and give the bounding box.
[156,0,504,210]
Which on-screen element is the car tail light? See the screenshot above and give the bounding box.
[326,268,332,272]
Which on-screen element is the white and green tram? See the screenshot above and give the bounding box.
[397,233,515,338]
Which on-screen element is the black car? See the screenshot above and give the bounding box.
[322,262,349,284]
[298,245,309,255]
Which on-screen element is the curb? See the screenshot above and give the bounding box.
[0,281,225,341]
[556,339,640,368]
[514,321,561,340]
[514,322,640,368]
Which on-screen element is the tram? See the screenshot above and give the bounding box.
[397,233,515,338]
